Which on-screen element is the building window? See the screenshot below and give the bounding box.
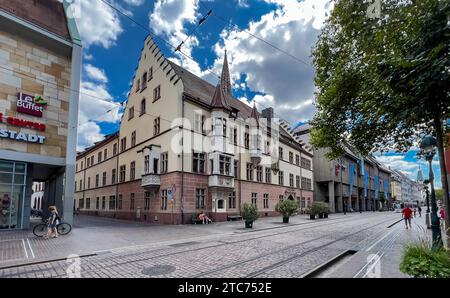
[234,160,239,178]
[219,155,231,176]
[265,168,271,183]
[160,152,168,173]
[289,173,294,187]
[86,157,90,168]
[148,67,153,81]
[102,196,106,210]
[301,157,311,170]
[91,156,94,166]
[296,175,300,188]
[153,85,161,101]
[129,106,134,120]
[228,191,236,209]
[154,117,160,135]
[112,169,116,184]
[279,147,283,160]
[142,73,147,90]
[296,154,300,165]
[113,143,117,156]
[301,177,312,190]
[232,127,238,145]
[193,152,206,173]
[251,193,257,206]
[130,193,135,210]
[79,179,82,191]
[144,191,150,210]
[109,196,116,210]
[130,161,136,180]
[119,165,126,183]
[279,195,283,202]
[120,137,126,152]
[102,172,107,186]
[79,198,84,209]
[142,155,149,174]
[222,118,227,137]
[289,152,293,163]
[136,79,140,92]
[140,99,146,116]
[244,126,250,149]
[104,148,108,159]
[194,113,206,133]
[131,131,136,147]
[95,174,99,188]
[161,189,168,210]
[98,152,102,163]
[87,177,91,189]
[278,171,284,186]
[246,163,253,181]
[301,197,306,209]
[256,166,263,182]
[196,189,205,209]
[81,161,83,170]
[118,195,123,210]
[263,194,269,209]
[96,197,100,210]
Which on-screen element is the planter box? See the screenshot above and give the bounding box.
[283,217,289,223]
[310,214,316,220]
[245,221,253,228]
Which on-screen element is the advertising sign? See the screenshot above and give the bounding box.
[17,93,47,117]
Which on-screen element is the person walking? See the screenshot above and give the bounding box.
[343,201,347,215]
[44,206,60,239]
[418,206,422,217]
[413,208,417,217]
[402,206,413,229]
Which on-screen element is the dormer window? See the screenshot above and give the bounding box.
[136,79,140,92]
[142,72,147,90]
[148,67,153,81]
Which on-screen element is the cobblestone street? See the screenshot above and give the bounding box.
[0,211,426,278]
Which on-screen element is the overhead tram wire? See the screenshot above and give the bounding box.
[198,1,311,67]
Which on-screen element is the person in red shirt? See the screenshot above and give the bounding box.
[402,206,413,229]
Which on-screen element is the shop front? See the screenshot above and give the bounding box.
[0,160,27,229]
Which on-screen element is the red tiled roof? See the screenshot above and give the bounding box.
[0,0,71,41]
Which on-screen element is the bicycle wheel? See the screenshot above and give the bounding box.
[33,224,48,237]
[57,222,72,235]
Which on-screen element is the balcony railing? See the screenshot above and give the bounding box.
[208,175,234,189]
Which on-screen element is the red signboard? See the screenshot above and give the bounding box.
[16,92,46,117]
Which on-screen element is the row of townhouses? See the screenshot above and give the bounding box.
[391,169,423,205]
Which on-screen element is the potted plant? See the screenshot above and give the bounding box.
[240,203,258,228]
[319,202,330,218]
[275,199,299,223]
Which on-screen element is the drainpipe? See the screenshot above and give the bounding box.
[181,97,185,224]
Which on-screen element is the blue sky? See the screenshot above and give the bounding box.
[72,0,443,188]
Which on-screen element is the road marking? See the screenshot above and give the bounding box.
[365,227,397,252]
[26,239,35,259]
[21,239,29,259]
[361,252,385,278]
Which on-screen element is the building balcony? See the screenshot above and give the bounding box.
[141,173,160,188]
[250,149,262,167]
[208,175,234,189]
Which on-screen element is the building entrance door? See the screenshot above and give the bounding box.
[0,160,26,230]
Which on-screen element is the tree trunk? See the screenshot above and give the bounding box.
[433,115,450,242]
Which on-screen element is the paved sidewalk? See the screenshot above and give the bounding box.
[317,213,431,278]
[0,212,357,268]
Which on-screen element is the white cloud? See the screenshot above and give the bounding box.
[84,64,108,83]
[77,121,104,151]
[76,0,124,48]
[199,0,334,124]
[237,0,249,8]
[124,0,144,6]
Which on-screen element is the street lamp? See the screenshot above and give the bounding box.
[419,135,442,250]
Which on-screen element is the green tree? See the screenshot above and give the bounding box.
[311,0,450,239]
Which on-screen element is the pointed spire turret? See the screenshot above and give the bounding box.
[250,101,259,122]
[211,82,231,111]
[221,49,232,96]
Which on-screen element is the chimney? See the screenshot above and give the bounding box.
[262,107,274,120]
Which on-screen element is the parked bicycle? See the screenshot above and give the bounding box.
[33,218,72,237]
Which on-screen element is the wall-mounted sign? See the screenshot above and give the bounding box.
[0,129,45,144]
[17,92,47,117]
[0,113,46,131]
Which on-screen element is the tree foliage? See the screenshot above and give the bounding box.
[311,0,450,159]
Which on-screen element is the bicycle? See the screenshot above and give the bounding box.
[32,218,72,237]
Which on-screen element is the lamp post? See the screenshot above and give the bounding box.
[423,181,430,213]
[419,135,442,249]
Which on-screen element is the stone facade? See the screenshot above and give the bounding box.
[0,29,71,158]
